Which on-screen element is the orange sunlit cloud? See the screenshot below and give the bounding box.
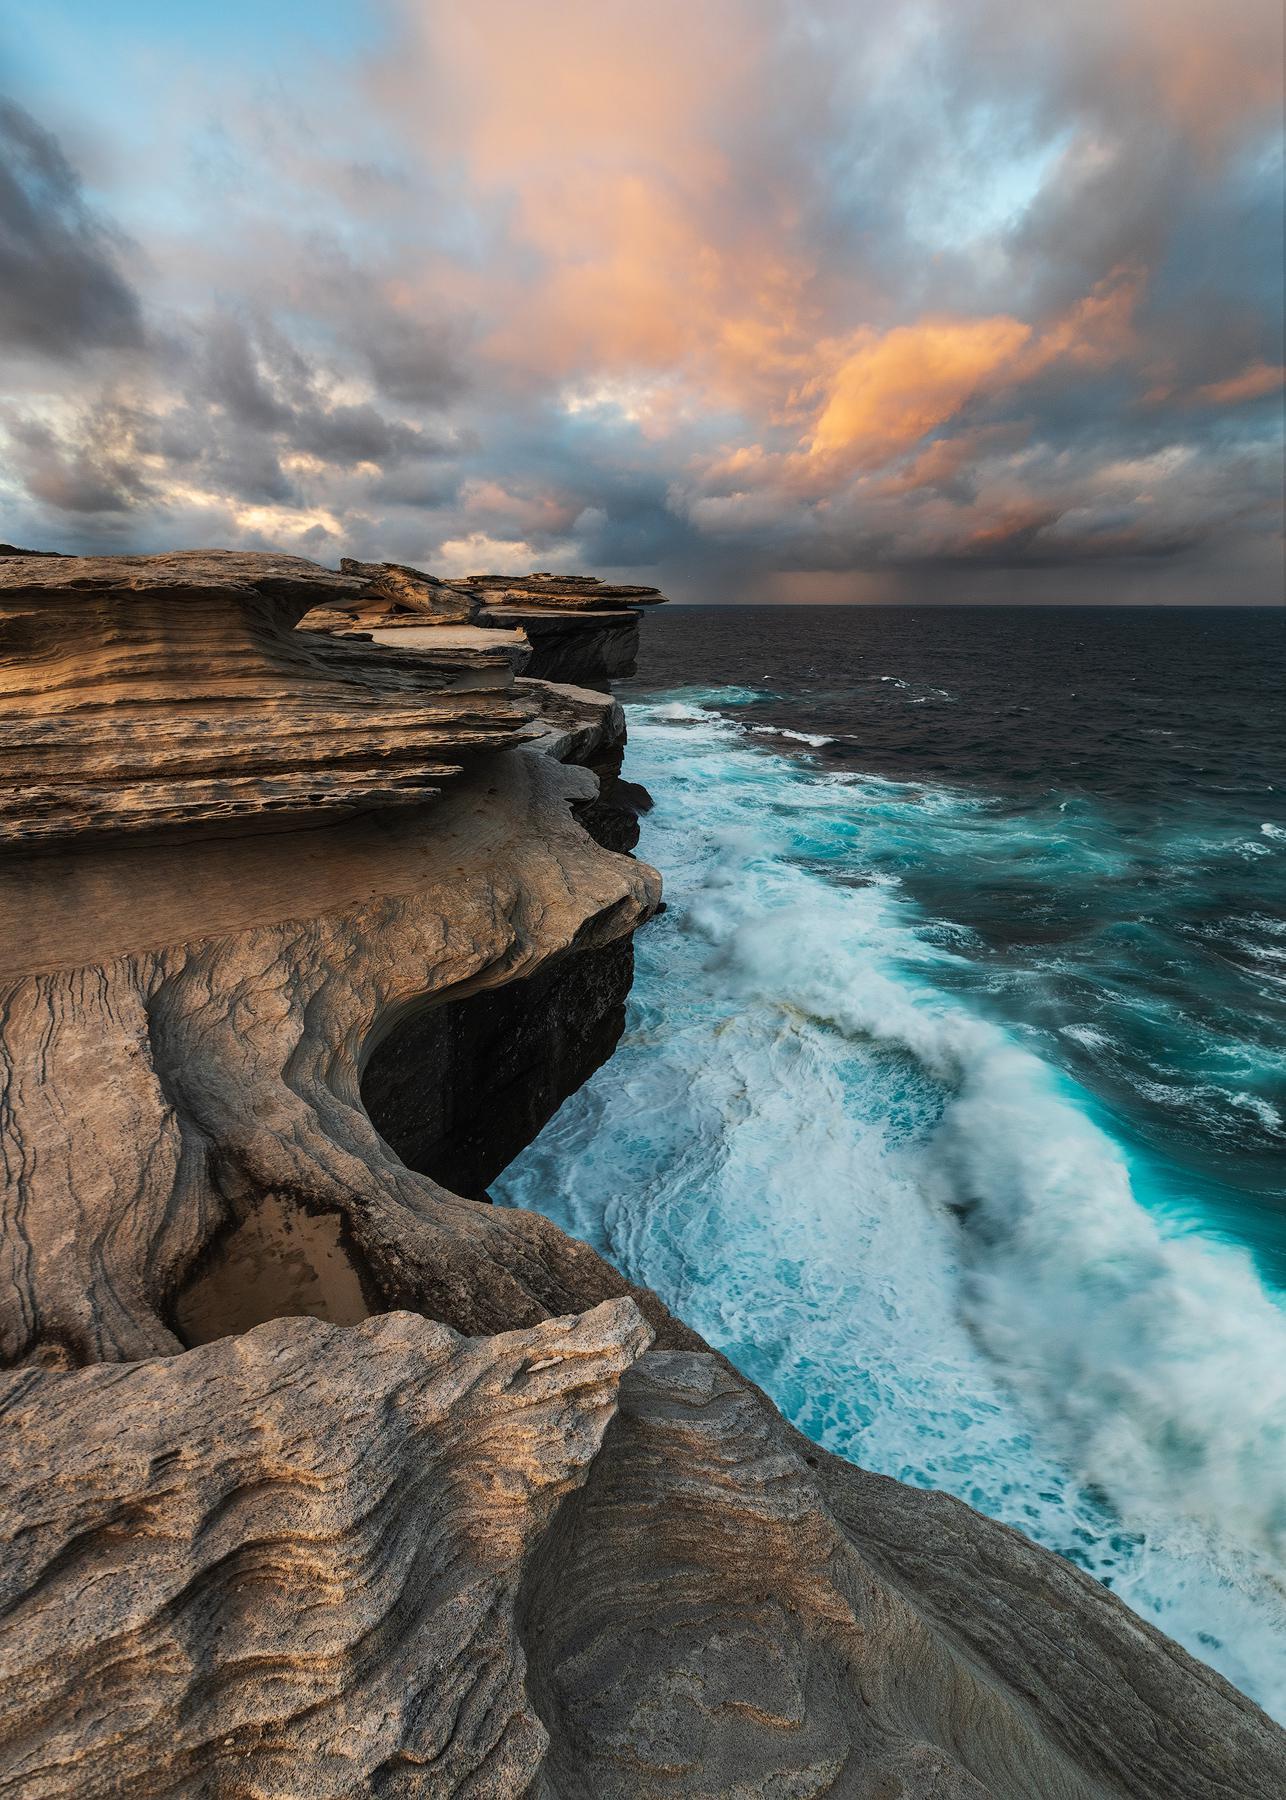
[805,318,1035,468]
[1195,362,1285,407]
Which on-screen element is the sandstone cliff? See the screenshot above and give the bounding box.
[0,550,1280,1797]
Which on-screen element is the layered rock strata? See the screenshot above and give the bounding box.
[0,551,537,846]
[465,573,669,687]
[0,1300,652,1798]
[300,560,669,687]
[0,549,1281,1797]
[458,573,667,611]
[477,604,643,686]
[339,556,482,623]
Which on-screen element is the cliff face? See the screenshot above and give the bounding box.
[0,550,1281,1798]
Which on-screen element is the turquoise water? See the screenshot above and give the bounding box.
[495,607,1286,1713]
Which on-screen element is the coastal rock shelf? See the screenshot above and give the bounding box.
[458,573,668,610]
[300,560,670,687]
[0,550,1281,1797]
[0,552,537,846]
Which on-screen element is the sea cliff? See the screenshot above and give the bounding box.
[0,549,1281,1797]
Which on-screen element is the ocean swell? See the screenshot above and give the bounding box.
[495,698,1286,1714]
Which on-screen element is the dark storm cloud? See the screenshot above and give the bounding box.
[3,400,155,513]
[291,244,473,410]
[0,99,144,360]
[194,312,444,467]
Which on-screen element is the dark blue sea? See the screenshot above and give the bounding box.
[495,604,1286,1712]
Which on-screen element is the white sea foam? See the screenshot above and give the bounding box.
[747,724,833,747]
[873,675,956,701]
[495,703,1286,1714]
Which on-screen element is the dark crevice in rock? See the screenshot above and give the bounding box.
[360,938,633,1201]
[572,747,649,853]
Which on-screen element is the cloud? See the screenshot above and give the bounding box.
[0,1,1280,596]
[806,318,1034,468]
[0,99,144,360]
[3,402,154,513]
[1194,362,1284,408]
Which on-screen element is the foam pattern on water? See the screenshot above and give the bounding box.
[495,699,1286,1714]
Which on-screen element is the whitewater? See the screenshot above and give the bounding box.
[495,693,1286,1717]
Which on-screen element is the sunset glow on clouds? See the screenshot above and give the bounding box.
[1,0,1282,598]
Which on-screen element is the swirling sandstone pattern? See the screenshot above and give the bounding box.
[0,550,1281,1797]
[0,1300,652,1798]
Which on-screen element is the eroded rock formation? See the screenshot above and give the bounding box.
[0,1300,651,1798]
[300,558,669,687]
[0,551,536,845]
[465,574,668,687]
[0,549,1281,1798]
[339,556,483,624]
[459,573,667,611]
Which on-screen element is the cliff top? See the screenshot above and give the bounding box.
[0,548,364,601]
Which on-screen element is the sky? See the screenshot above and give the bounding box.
[1,0,1283,601]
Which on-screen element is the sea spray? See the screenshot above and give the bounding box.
[495,700,1286,1715]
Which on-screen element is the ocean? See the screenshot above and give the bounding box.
[493,603,1286,1714]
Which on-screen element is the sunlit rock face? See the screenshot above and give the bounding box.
[0,549,1281,1798]
[459,573,669,611]
[339,556,483,623]
[0,551,672,1372]
[0,1301,653,1797]
[0,551,537,846]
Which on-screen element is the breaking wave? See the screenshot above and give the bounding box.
[495,699,1286,1715]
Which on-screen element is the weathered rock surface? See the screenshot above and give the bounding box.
[461,572,668,611]
[0,733,674,1368]
[464,573,668,685]
[2,1309,1279,1799]
[366,621,534,680]
[0,1299,653,1798]
[0,548,1282,1798]
[0,551,536,846]
[524,1350,1285,1799]
[298,561,655,686]
[479,604,642,685]
[339,556,482,624]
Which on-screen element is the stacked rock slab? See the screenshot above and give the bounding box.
[463,571,669,687]
[0,550,1281,1798]
[302,562,671,687]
